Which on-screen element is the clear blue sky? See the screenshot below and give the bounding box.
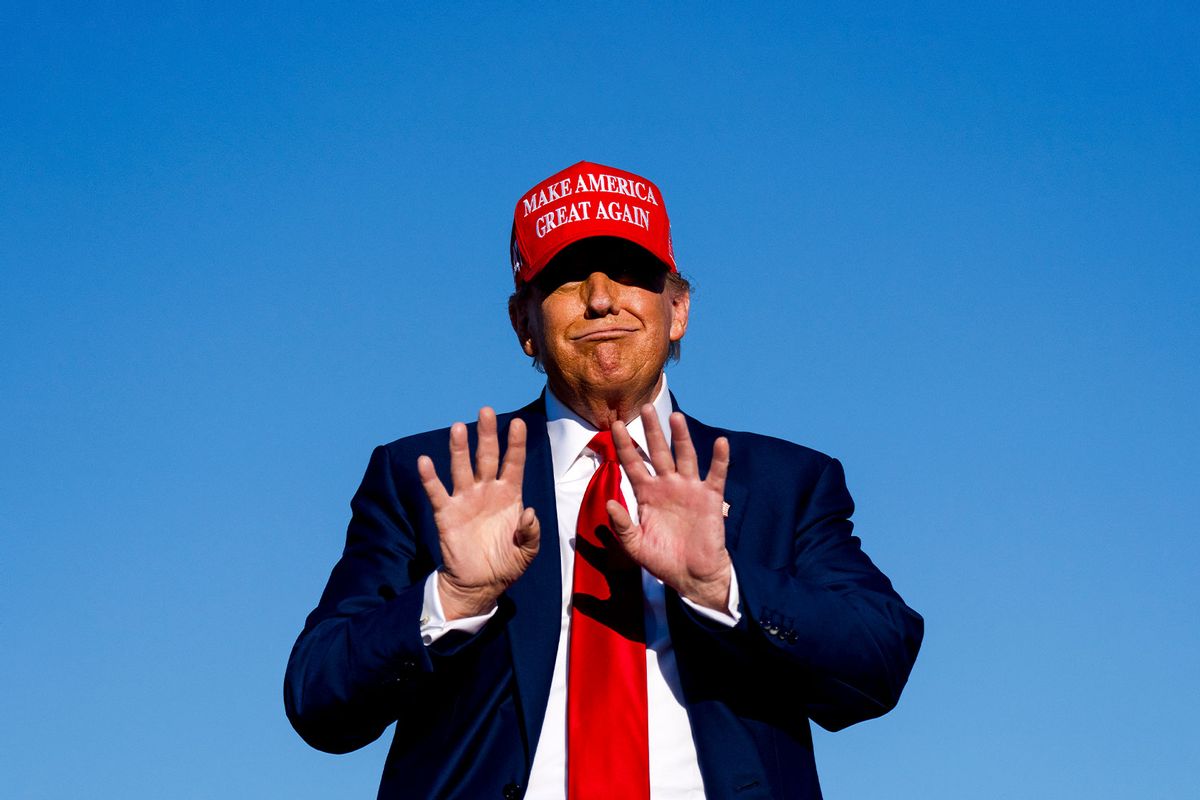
[3,3,1197,798]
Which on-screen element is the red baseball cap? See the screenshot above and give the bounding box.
[510,160,676,285]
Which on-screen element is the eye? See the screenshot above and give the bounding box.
[549,279,583,296]
[534,262,590,293]
[611,268,642,286]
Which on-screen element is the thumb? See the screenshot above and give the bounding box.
[515,506,541,555]
[606,500,641,552]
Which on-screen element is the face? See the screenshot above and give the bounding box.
[516,248,689,403]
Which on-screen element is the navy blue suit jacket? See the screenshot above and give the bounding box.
[285,396,923,799]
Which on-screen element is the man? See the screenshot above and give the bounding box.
[285,161,923,799]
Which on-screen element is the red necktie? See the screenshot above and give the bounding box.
[567,431,650,799]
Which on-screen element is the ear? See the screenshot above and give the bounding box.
[668,286,690,342]
[509,290,539,357]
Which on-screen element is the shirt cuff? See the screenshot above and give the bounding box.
[680,564,742,627]
[419,572,498,646]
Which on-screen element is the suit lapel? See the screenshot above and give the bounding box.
[503,398,563,764]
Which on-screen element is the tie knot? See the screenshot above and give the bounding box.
[588,431,618,463]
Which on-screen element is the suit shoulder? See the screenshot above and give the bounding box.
[686,416,836,470]
[374,403,538,463]
[378,425,453,461]
[685,416,854,516]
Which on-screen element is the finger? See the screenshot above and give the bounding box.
[706,436,730,493]
[474,407,499,480]
[605,499,641,556]
[611,420,652,483]
[499,417,527,486]
[515,506,541,556]
[670,412,699,477]
[641,404,675,475]
[448,422,473,492]
[417,455,451,510]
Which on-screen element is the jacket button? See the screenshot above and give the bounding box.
[785,630,798,644]
[502,782,521,799]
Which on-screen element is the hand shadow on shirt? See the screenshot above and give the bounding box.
[571,524,646,644]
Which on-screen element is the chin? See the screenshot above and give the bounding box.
[591,355,665,390]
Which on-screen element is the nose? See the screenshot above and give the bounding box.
[581,271,619,318]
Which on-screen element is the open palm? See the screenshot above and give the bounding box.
[607,407,732,612]
[417,408,540,619]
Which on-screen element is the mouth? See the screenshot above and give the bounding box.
[572,326,639,342]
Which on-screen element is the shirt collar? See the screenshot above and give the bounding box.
[544,374,674,480]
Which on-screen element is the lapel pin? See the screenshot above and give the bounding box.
[722,501,730,518]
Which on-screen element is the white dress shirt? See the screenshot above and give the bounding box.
[420,376,740,798]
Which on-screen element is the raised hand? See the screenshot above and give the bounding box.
[607,406,733,612]
[417,408,540,620]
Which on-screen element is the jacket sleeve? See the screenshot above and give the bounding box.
[283,444,453,754]
[683,455,923,732]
